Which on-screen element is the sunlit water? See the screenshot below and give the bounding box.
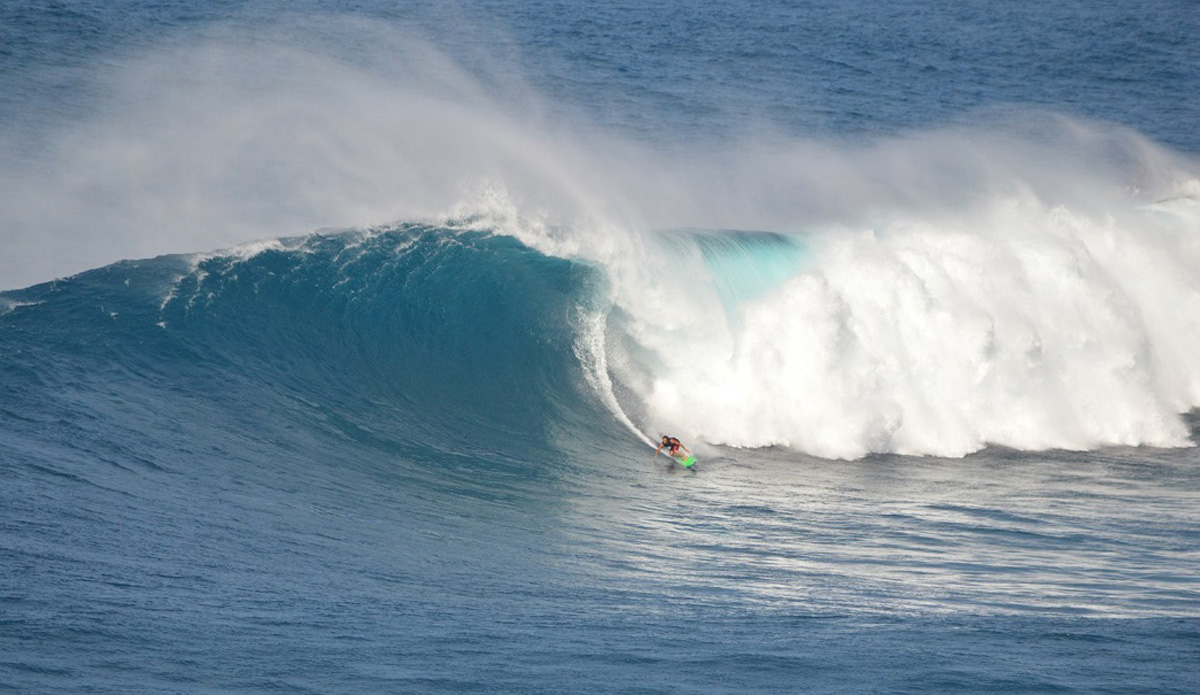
[2,1,1199,693]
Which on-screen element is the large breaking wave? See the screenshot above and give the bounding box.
[5,182,1199,464]
[3,25,1200,461]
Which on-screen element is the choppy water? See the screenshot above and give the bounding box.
[2,1,1199,693]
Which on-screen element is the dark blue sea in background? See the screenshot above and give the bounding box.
[3,1,1200,693]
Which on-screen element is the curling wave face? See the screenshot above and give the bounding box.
[0,225,628,497]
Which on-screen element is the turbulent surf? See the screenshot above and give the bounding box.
[3,2,1199,693]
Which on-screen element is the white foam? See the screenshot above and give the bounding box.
[597,188,1200,459]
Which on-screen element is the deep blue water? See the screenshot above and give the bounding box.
[3,2,1200,693]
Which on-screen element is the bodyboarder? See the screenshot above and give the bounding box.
[653,435,692,467]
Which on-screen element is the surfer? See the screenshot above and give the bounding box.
[653,435,689,460]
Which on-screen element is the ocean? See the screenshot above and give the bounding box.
[2,1,1199,693]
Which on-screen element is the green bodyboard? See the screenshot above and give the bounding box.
[674,454,696,468]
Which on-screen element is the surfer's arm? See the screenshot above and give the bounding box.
[652,444,663,458]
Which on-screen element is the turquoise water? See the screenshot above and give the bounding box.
[2,2,1199,693]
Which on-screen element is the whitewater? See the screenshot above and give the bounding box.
[2,1,1199,693]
